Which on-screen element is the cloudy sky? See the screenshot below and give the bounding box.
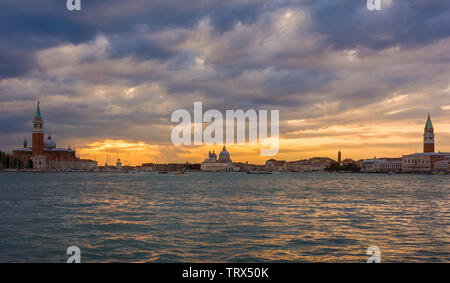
[1,0,449,165]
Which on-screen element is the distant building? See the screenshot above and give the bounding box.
[99,164,118,171]
[201,146,234,172]
[338,150,342,165]
[267,157,332,172]
[402,114,448,173]
[362,158,402,173]
[341,158,355,166]
[402,153,444,173]
[231,162,247,172]
[116,158,122,171]
[141,163,154,171]
[265,159,287,172]
[12,102,97,171]
[246,164,266,172]
[434,159,450,173]
[140,163,187,171]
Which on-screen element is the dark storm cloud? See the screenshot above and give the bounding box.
[1,0,449,78]
[109,37,176,61]
[0,0,276,78]
[308,0,450,50]
[1,0,450,154]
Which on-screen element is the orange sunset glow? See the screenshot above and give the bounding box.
[76,114,450,166]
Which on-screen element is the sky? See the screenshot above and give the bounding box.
[0,0,450,165]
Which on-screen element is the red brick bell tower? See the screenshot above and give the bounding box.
[423,113,435,153]
[32,101,44,156]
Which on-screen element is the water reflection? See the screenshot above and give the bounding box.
[0,172,448,262]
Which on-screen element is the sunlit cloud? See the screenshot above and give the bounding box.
[1,0,450,165]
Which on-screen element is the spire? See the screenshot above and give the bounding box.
[425,113,433,130]
[35,101,42,119]
[24,138,28,148]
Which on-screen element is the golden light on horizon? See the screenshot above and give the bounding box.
[74,110,450,167]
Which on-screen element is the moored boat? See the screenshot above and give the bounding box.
[247,170,272,174]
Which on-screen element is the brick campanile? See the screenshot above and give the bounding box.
[32,102,44,156]
[423,113,435,153]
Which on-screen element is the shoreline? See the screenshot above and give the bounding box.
[0,170,447,175]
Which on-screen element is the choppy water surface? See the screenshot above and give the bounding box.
[0,172,448,262]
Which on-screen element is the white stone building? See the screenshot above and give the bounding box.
[201,146,234,172]
[363,159,402,173]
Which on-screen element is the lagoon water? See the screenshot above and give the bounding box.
[0,172,448,262]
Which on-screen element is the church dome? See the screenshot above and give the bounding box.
[218,146,231,162]
[44,134,56,149]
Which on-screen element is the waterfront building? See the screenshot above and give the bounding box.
[265,159,287,172]
[232,162,250,172]
[402,153,444,173]
[99,164,118,171]
[341,158,355,166]
[434,159,450,173]
[140,163,190,171]
[402,114,448,173]
[141,163,154,171]
[267,158,331,172]
[293,161,327,172]
[116,158,122,171]
[362,158,402,173]
[201,146,234,172]
[12,102,97,171]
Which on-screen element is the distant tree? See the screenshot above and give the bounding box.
[328,163,339,171]
[326,162,360,172]
[4,154,10,168]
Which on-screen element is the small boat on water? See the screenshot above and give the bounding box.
[158,171,169,174]
[176,171,187,176]
[247,170,272,174]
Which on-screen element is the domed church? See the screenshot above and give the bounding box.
[12,102,97,171]
[218,146,232,163]
[44,134,57,149]
[201,146,234,172]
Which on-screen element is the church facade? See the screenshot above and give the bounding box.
[12,102,98,171]
[201,146,235,172]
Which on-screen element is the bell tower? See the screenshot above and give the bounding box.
[31,102,46,170]
[32,102,44,155]
[423,113,435,153]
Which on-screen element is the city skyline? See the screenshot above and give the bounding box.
[5,102,445,166]
[1,1,450,165]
